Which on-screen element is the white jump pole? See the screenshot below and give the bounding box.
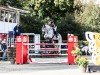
[34,34,40,53]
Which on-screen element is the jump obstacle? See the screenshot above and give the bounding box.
[15,33,78,64]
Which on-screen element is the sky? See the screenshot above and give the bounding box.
[82,0,100,5]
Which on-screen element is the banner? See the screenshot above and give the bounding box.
[0,21,17,33]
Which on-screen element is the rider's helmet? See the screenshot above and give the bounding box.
[48,19,55,27]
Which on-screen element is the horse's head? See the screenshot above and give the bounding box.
[42,25,46,36]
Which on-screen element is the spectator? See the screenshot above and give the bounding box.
[1,38,7,61]
[0,38,2,51]
[13,24,23,38]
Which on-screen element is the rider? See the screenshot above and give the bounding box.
[42,19,58,42]
[48,19,58,38]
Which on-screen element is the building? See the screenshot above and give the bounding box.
[0,5,29,47]
[0,6,29,34]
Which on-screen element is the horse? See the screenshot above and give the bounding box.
[42,24,62,52]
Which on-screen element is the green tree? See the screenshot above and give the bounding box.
[82,3,100,32]
[56,13,84,40]
[0,0,22,8]
[20,15,44,34]
[74,1,100,39]
[22,0,74,20]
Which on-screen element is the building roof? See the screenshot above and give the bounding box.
[0,6,30,13]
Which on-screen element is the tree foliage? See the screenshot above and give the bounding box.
[75,1,100,32]
[21,0,74,20]
[0,0,22,8]
[56,13,84,40]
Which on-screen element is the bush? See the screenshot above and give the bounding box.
[71,46,88,67]
[71,47,82,56]
[75,56,88,67]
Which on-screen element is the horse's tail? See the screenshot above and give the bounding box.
[58,33,62,43]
